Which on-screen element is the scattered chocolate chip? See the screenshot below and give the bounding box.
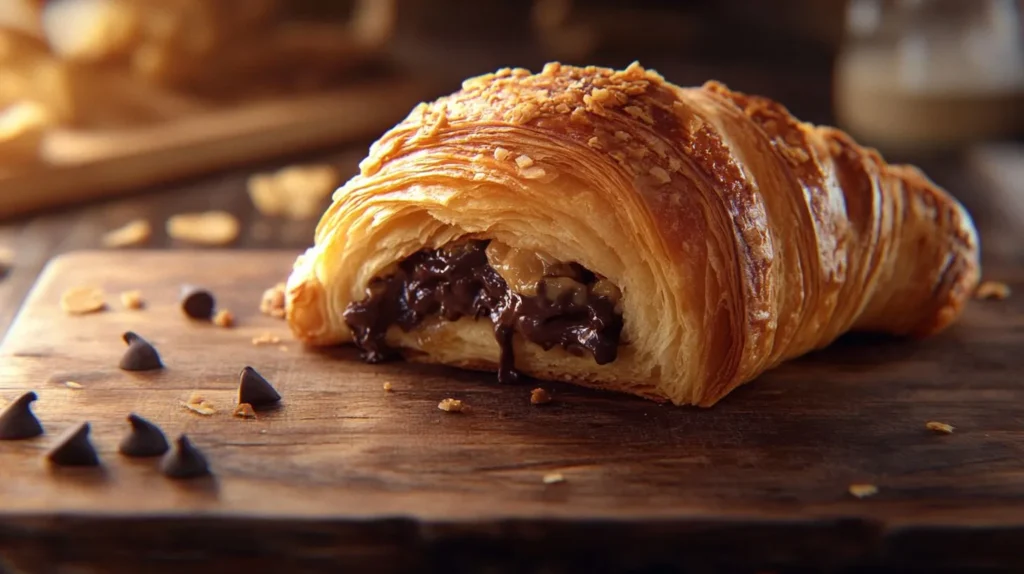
[47,422,100,466]
[180,285,215,320]
[238,366,280,408]
[160,434,210,479]
[119,413,169,457]
[0,391,44,440]
[119,331,163,371]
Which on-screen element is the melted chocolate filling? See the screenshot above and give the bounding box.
[343,240,623,383]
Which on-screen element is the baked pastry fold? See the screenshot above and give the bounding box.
[286,62,980,406]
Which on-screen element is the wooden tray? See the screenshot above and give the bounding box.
[0,78,432,220]
[0,250,1022,572]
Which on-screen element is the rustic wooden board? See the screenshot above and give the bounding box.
[0,250,1022,572]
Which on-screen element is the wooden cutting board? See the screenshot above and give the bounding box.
[0,250,1022,573]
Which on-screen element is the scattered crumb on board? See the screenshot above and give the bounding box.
[530,388,552,405]
[252,333,281,346]
[213,309,235,328]
[383,382,393,393]
[926,421,955,434]
[60,286,106,315]
[233,403,257,419]
[101,219,151,248]
[975,281,1011,300]
[64,381,83,390]
[181,392,216,416]
[260,282,287,318]
[849,484,878,499]
[120,290,144,309]
[543,472,566,484]
[438,398,464,413]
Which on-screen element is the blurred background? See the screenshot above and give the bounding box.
[0,0,1021,330]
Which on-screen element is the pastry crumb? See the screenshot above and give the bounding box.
[212,309,235,328]
[975,281,1011,300]
[530,388,552,405]
[926,421,954,434]
[233,403,257,419]
[383,382,393,393]
[542,472,565,484]
[120,290,144,310]
[60,286,106,315]
[64,381,83,390]
[102,219,151,248]
[166,211,239,246]
[515,154,534,168]
[493,147,510,161]
[520,166,547,179]
[181,392,216,416]
[849,483,878,499]
[437,398,464,413]
[260,282,287,318]
[252,332,281,346]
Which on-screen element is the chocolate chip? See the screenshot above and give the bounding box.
[47,422,100,466]
[118,413,169,457]
[160,434,210,479]
[0,391,44,440]
[119,331,163,371]
[238,366,280,408]
[180,285,215,320]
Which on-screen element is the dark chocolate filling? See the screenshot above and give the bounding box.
[343,240,623,383]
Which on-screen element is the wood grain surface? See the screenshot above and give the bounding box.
[0,249,1022,573]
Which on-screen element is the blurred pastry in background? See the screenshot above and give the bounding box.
[0,0,395,170]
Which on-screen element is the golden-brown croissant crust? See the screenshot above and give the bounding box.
[286,62,980,406]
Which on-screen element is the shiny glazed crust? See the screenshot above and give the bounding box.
[286,62,980,406]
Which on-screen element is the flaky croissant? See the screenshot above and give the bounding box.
[286,62,980,406]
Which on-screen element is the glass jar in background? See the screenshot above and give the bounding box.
[835,0,1023,153]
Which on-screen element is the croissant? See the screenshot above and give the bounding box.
[286,62,980,406]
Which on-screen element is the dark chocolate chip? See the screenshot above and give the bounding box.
[119,331,163,371]
[180,285,215,320]
[119,413,169,457]
[238,366,281,408]
[47,422,100,466]
[0,391,44,440]
[160,434,210,479]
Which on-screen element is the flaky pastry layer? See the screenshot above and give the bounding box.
[286,62,980,406]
